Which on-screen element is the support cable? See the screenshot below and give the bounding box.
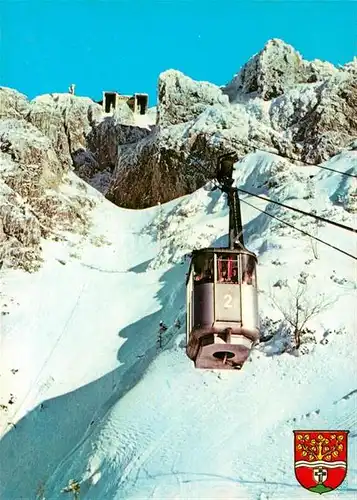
[237,188,357,235]
[225,139,357,179]
[240,197,357,261]
[194,162,357,234]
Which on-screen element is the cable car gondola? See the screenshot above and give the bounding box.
[186,155,260,370]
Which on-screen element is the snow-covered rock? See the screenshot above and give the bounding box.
[32,93,103,155]
[157,69,229,126]
[0,179,43,270]
[0,88,157,268]
[223,39,339,102]
[298,73,357,163]
[86,116,153,179]
[26,101,72,170]
[106,99,296,209]
[0,119,96,270]
[269,72,357,162]
[0,118,65,188]
[29,93,152,183]
[112,102,136,125]
[343,56,357,74]
[304,58,340,82]
[269,85,319,131]
[0,86,30,120]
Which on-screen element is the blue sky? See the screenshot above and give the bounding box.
[1,0,356,105]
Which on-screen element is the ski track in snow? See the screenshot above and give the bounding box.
[0,152,356,499]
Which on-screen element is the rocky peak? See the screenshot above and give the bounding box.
[223,38,339,102]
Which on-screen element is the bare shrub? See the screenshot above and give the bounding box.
[307,220,320,259]
[269,280,335,349]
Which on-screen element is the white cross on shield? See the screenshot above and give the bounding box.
[313,467,328,484]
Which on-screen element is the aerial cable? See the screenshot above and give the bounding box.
[237,187,357,235]
[240,197,357,261]
[193,160,356,234]
[226,139,357,179]
[309,163,357,179]
[252,147,357,179]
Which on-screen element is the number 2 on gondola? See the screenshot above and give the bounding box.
[224,294,232,308]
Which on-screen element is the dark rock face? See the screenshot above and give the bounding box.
[105,104,280,209]
[86,117,152,177]
[299,76,357,163]
[106,130,212,209]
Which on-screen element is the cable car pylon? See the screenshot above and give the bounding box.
[186,154,260,370]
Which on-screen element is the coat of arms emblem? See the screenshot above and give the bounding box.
[293,430,349,494]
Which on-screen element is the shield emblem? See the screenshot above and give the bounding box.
[293,430,349,494]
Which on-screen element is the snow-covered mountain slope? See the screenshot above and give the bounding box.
[0,151,356,499]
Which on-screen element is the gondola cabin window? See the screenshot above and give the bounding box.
[241,253,256,286]
[216,254,239,283]
[216,253,256,286]
[193,253,214,284]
